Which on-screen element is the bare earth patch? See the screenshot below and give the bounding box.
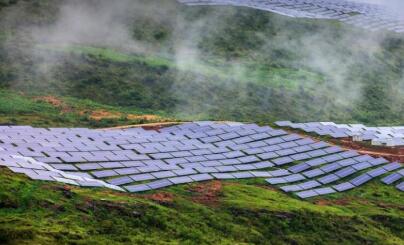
[190,180,222,206]
[88,110,162,122]
[315,198,353,206]
[143,192,174,204]
[34,96,64,107]
[127,114,160,121]
[88,110,122,120]
[34,95,72,113]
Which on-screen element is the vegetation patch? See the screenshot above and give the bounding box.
[0,168,402,244]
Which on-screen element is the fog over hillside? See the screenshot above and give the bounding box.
[0,0,403,124]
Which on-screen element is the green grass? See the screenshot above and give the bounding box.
[0,168,403,244]
[43,44,323,90]
[59,45,173,68]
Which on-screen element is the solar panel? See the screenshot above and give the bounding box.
[92,170,119,178]
[25,172,54,181]
[275,121,404,146]
[125,184,151,192]
[314,187,336,195]
[266,177,287,185]
[339,151,360,158]
[268,169,290,177]
[302,169,324,178]
[334,167,356,178]
[212,173,235,179]
[288,163,310,173]
[306,158,327,166]
[383,162,402,171]
[216,165,237,172]
[368,158,389,166]
[253,161,274,169]
[243,148,265,155]
[237,155,259,163]
[320,163,341,173]
[232,172,255,179]
[280,185,302,192]
[353,155,374,162]
[250,171,272,178]
[367,167,387,178]
[257,152,279,160]
[77,180,105,187]
[235,164,256,171]
[337,158,357,167]
[295,190,318,199]
[272,157,294,166]
[333,182,355,192]
[168,176,194,184]
[318,174,340,184]
[152,171,176,179]
[350,174,372,186]
[284,174,305,183]
[352,162,371,171]
[147,179,174,189]
[194,166,218,173]
[397,182,404,191]
[381,173,402,185]
[290,153,311,161]
[53,177,79,186]
[321,154,342,163]
[189,173,214,182]
[107,176,133,186]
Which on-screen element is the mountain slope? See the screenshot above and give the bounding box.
[0,168,403,244]
[0,0,403,125]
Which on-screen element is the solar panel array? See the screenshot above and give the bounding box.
[382,169,404,191]
[178,0,404,33]
[275,121,404,147]
[0,122,402,198]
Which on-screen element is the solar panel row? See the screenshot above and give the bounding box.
[0,122,402,197]
[275,121,404,146]
[178,0,404,33]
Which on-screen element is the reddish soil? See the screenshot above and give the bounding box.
[127,114,160,121]
[143,192,174,204]
[315,198,352,206]
[88,110,122,120]
[377,202,404,211]
[190,180,223,206]
[103,122,183,131]
[34,95,64,107]
[314,197,372,206]
[316,198,404,210]
[82,109,164,122]
[34,95,72,113]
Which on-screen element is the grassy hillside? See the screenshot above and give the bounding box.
[0,89,172,128]
[0,168,403,244]
[0,0,403,125]
[0,2,403,244]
